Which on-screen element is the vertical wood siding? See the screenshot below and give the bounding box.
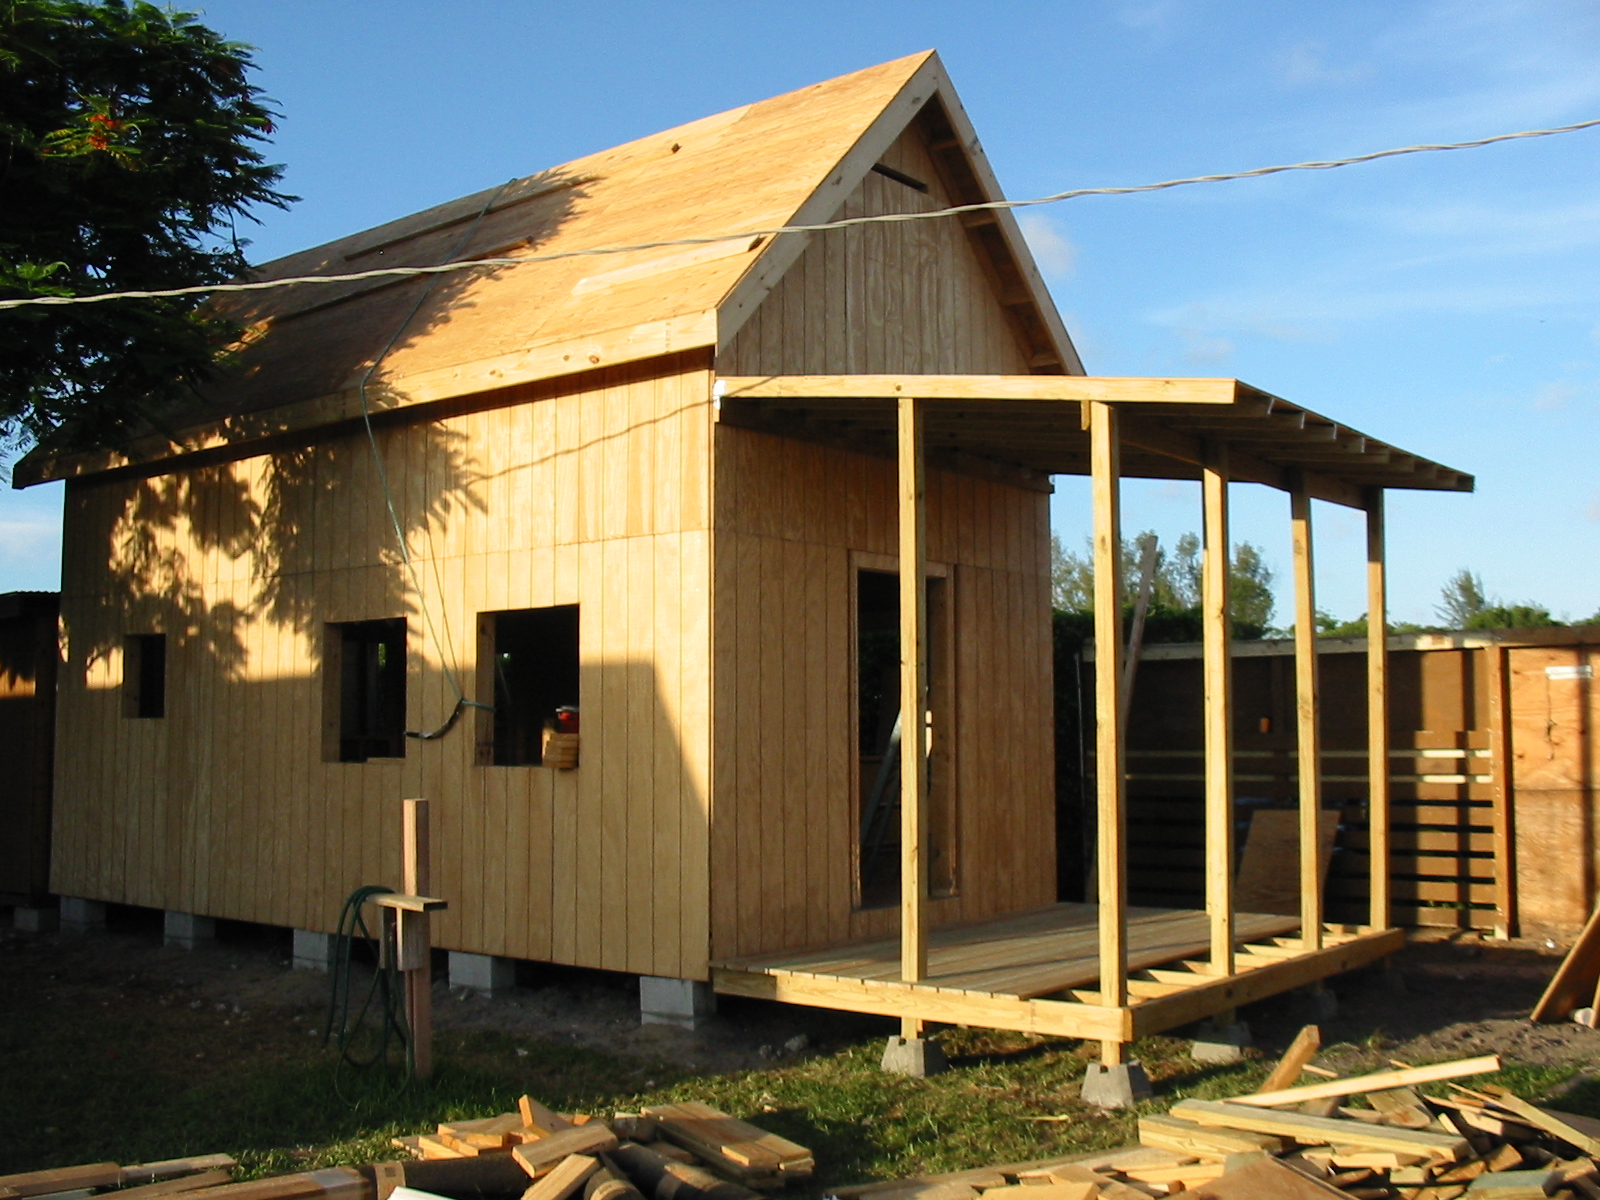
[709,120,1057,960]
[50,356,714,980]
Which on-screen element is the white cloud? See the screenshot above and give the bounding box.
[1278,41,1370,88]
[1017,213,1078,276]
[1181,331,1234,363]
[0,516,58,555]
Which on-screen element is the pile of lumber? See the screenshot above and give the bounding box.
[386,1093,811,1200]
[0,1095,812,1200]
[831,1035,1600,1200]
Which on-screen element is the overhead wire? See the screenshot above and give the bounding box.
[1,114,1598,313]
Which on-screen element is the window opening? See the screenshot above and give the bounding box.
[477,605,580,766]
[122,633,166,719]
[329,619,407,762]
[856,568,955,909]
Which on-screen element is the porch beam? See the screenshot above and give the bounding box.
[1365,489,1391,931]
[718,374,1243,405]
[1090,400,1128,1064]
[1291,481,1324,952]
[1202,443,1234,976]
[897,396,929,1017]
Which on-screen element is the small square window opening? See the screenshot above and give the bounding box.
[477,605,580,766]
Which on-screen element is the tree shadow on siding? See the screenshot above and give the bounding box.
[69,166,590,675]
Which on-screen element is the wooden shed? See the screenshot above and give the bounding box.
[17,51,1473,1055]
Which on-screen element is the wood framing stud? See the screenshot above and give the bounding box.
[1202,443,1235,976]
[1290,486,1324,952]
[401,798,435,1078]
[1090,400,1128,1063]
[1486,642,1516,938]
[1365,490,1391,932]
[898,396,929,987]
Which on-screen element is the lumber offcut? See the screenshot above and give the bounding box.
[513,1128,620,1180]
[607,1143,759,1200]
[1230,1056,1501,1108]
[1167,1100,1470,1162]
[643,1102,813,1185]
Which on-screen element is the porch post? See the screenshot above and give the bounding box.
[1090,401,1128,1063]
[1202,443,1234,975]
[1290,481,1324,951]
[1365,489,1391,931]
[897,396,929,1015]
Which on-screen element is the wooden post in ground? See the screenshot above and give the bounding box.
[1090,400,1128,1064]
[897,396,929,1038]
[1364,490,1391,932]
[402,798,435,1077]
[1202,443,1234,976]
[1290,483,1324,952]
[1486,642,1516,939]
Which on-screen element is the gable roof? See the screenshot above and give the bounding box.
[18,51,1076,486]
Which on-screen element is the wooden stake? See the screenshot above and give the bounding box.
[897,396,928,990]
[402,797,434,1078]
[1258,1024,1321,1094]
[1365,490,1391,932]
[1090,400,1127,1063]
[1290,484,1323,952]
[1203,443,1234,976]
[1486,641,1516,939]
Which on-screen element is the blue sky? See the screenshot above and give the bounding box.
[4,0,1597,626]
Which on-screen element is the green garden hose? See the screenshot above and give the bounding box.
[323,885,412,1084]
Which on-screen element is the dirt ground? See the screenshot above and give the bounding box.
[4,902,1597,1079]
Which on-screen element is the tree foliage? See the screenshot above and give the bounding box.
[1049,529,1277,640]
[0,0,291,454]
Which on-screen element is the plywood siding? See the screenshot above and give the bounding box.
[1508,644,1600,936]
[719,123,1032,377]
[51,356,714,979]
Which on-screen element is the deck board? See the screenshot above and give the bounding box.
[712,902,1300,999]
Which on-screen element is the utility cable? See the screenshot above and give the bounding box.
[2,115,1597,312]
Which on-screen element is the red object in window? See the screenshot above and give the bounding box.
[555,706,579,733]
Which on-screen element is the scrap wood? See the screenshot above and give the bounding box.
[643,1102,812,1183]
[1230,1056,1502,1108]
[584,1162,646,1200]
[113,1173,234,1200]
[513,1128,619,1181]
[1137,1115,1281,1158]
[520,1155,599,1200]
[1462,1166,1564,1197]
[607,1143,758,1200]
[1165,1155,1350,1198]
[120,1160,238,1188]
[519,1097,574,1139]
[1532,905,1600,1023]
[1260,1026,1324,1094]
[1476,1091,1600,1158]
[0,1167,124,1199]
[1168,1100,1471,1162]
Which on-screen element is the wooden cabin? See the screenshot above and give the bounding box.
[18,51,1473,1055]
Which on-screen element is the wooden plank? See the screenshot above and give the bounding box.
[1137,1114,1281,1158]
[120,1157,238,1186]
[1231,1055,1501,1107]
[1484,643,1516,938]
[113,1171,234,1200]
[1291,484,1323,951]
[1089,400,1127,1061]
[1258,1024,1321,1093]
[1202,443,1233,976]
[1479,1089,1600,1157]
[519,1155,598,1200]
[1166,1100,1469,1162]
[717,374,1241,404]
[1366,489,1391,931]
[511,1127,620,1179]
[898,396,928,998]
[0,1167,122,1198]
[711,966,1132,1041]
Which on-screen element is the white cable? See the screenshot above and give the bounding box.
[2,115,1597,312]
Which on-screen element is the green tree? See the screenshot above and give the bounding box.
[1465,604,1561,630]
[1436,569,1489,628]
[0,0,291,454]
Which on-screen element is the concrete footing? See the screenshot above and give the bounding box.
[59,897,106,933]
[1191,1020,1252,1065]
[881,1035,948,1077]
[164,910,216,950]
[292,929,337,972]
[1081,1061,1153,1108]
[449,950,516,996]
[639,975,715,1029]
[13,905,59,933]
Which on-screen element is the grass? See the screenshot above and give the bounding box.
[3,937,1596,1197]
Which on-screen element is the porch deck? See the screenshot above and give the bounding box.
[711,902,1403,1044]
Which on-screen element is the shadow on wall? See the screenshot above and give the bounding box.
[69,169,593,673]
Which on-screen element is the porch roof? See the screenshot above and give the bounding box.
[714,374,1473,509]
